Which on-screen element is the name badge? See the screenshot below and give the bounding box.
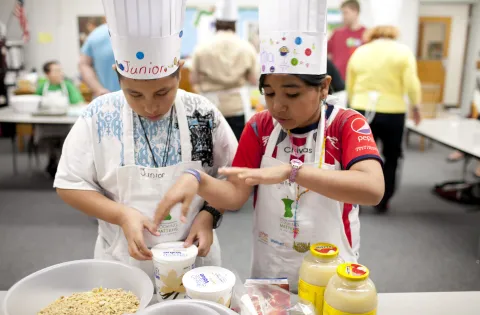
[140,168,166,179]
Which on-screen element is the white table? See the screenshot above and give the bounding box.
[406,118,480,160]
[0,107,84,125]
[1,290,479,315]
[0,106,86,174]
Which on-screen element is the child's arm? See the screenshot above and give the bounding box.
[155,115,262,224]
[219,113,385,206]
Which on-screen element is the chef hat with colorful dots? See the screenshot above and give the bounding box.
[259,0,328,75]
[102,0,186,80]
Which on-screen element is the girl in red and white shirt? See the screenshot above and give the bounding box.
[155,0,384,292]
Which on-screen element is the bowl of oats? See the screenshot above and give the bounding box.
[2,259,154,315]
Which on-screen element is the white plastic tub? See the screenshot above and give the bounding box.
[2,259,154,315]
[183,266,236,308]
[152,242,198,302]
[10,95,41,113]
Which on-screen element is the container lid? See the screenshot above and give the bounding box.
[183,267,236,294]
[152,242,198,263]
[337,263,370,281]
[310,243,339,259]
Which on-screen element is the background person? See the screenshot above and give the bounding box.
[79,21,120,98]
[35,61,84,178]
[328,0,366,81]
[190,0,258,140]
[346,25,422,212]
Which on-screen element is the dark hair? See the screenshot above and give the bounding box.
[341,0,360,12]
[259,74,332,94]
[116,66,180,81]
[43,61,59,74]
[215,20,236,32]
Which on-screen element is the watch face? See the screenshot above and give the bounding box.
[291,159,303,168]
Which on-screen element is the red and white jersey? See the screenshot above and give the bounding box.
[232,105,383,209]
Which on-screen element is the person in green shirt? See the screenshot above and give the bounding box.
[35,61,84,178]
[36,61,84,104]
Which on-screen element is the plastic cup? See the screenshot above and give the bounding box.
[151,242,198,303]
[183,266,236,308]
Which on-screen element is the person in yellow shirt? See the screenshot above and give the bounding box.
[346,26,421,212]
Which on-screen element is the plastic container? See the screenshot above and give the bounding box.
[152,242,198,302]
[298,243,344,314]
[10,95,41,113]
[324,263,378,315]
[2,259,154,315]
[139,299,238,315]
[183,266,236,308]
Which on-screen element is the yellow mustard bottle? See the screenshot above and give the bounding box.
[323,263,378,315]
[298,243,344,314]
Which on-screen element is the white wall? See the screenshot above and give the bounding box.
[359,0,420,53]
[419,3,470,105]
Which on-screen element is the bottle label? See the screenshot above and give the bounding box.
[298,279,326,315]
[323,301,377,315]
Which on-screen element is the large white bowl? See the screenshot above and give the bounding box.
[2,259,154,315]
[10,95,41,113]
[140,299,237,315]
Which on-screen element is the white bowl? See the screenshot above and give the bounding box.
[2,259,154,315]
[10,95,41,113]
[140,299,237,315]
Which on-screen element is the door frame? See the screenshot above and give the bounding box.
[416,16,453,105]
[416,16,452,59]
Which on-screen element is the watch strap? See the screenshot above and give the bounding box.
[200,204,222,229]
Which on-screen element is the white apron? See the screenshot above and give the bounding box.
[94,92,221,278]
[251,106,359,292]
[34,82,71,143]
[202,86,252,123]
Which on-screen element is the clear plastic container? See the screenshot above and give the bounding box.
[298,243,344,314]
[2,259,154,315]
[323,263,377,315]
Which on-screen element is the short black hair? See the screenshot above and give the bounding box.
[116,66,180,81]
[43,61,59,74]
[341,0,360,12]
[259,74,332,94]
[215,20,236,32]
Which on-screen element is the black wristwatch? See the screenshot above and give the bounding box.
[200,204,223,229]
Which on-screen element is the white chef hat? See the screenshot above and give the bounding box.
[259,0,328,75]
[215,0,238,22]
[102,0,187,80]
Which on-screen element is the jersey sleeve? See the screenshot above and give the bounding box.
[54,115,102,192]
[232,115,263,169]
[340,113,382,170]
